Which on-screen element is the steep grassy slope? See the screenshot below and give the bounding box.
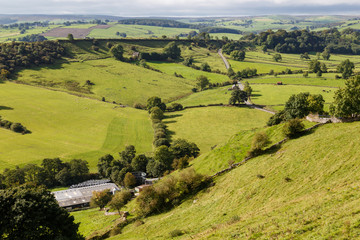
[107,121,360,239]
[15,58,195,105]
[0,82,153,171]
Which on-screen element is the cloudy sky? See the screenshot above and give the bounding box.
[1,0,360,16]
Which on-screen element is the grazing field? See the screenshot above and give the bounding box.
[250,84,336,111]
[88,24,197,39]
[0,82,153,171]
[15,58,195,105]
[175,86,231,107]
[248,73,345,87]
[229,59,304,74]
[164,107,271,153]
[147,61,230,83]
[0,25,58,42]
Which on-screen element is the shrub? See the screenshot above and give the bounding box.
[282,119,305,138]
[153,138,170,147]
[150,107,164,120]
[169,229,184,238]
[248,132,270,156]
[133,103,145,109]
[10,122,27,133]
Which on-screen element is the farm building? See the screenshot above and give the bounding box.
[53,182,120,210]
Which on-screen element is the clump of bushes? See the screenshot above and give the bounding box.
[282,118,305,138]
[136,168,209,216]
[247,132,270,157]
[0,117,30,134]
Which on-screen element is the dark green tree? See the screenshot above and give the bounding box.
[163,41,181,59]
[309,59,321,73]
[154,145,174,170]
[131,154,148,172]
[229,89,248,105]
[120,145,136,164]
[273,53,282,62]
[196,75,210,91]
[200,62,211,72]
[67,33,74,41]
[109,190,132,215]
[169,139,200,160]
[337,59,355,79]
[109,44,124,60]
[90,189,112,210]
[150,107,164,120]
[0,185,84,240]
[330,76,360,118]
[231,50,246,61]
[283,119,305,138]
[322,50,331,60]
[146,96,166,111]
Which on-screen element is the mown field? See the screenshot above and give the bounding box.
[0,82,153,171]
[106,121,360,240]
[164,107,271,153]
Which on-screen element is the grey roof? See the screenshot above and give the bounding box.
[53,183,120,208]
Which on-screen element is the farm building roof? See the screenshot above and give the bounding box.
[53,183,120,208]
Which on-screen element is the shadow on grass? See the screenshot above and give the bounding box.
[164,113,183,119]
[0,106,14,111]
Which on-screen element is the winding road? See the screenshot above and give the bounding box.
[218,49,230,70]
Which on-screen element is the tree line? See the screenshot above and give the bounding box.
[242,28,360,54]
[0,40,65,75]
[0,158,93,189]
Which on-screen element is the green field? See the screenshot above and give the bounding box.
[0,82,153,171]
[147,61,230,84]
[164,107,271,153]
[250,84,336,111]
[0,25,58,42]
[249,73,345,87]
[15,58,195,105]
[175,86,231,107]
[88,24,197,39]
[106,121,360,240]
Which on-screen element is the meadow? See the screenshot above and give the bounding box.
[0,82,153,171]
[15,58,195,106]
[164,107,271,153]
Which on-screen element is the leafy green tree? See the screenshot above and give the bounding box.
[163,41,181,59]
[231,50,246,61]
[229,89,248,105]
[248,132,270,156]
[183,56,194,66]
[109,44,124,60]
[90,189,112,210]
[67,33,74,41]
[0,185,84,240]
[330,76,360,118]
[41,158,64,186]
[322,50,331,60]
[109,190,132,215]
[300,52,310,60]
[97,154,114,178]
[273,53,282,62]
[200,62,211,72]
[131,154,148,172]
[69,159,89,181]
[309,59,321,73]
[154,145,174,170]
[337,59,355,79]
[169,139,200,160]
[2,167,25,187]
[146,96,166,111]
[124,172,136,188]
[320,62,327,73]
[243,81,252,98]
[150,107,164,120]
[146,159,165,177]
[283,119,305,138]
[196,75,210,91]
[55,168,72,186]
[120,145,136,164]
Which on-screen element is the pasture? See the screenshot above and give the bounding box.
[15,58,195,105]
[164,107,271,153]
[0,82,153,171]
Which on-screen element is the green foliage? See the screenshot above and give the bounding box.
[267,110,286,126]
[109,44,124,60]
[200,62,211,72]
[182,56,194,66]
[196,75,210,91]
[67,33,74,41]
[229,89,248,105]
[284,92,324,119]
[231,50,246,61]
[109,190,132,215]
[123,172,136,188]
[300,52,310,60]
[136,168,207,216]
[322,50,331,60]
[249,132,270,154]
[131,154,148,172]
[154,145,174,170]
[243,81,253,97]
[337,59,355,79]
[120,145,136,164]
[163,41,181,60]
[330,76,360,118]
[0,185,84,240]
[282,118,305,138]
[90,189,112,210]
[273,53,282,62]
[147,96,166,112]
[169,139,200,160]
[150,107,164,120]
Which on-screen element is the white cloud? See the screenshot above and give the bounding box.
[1,0,360,16]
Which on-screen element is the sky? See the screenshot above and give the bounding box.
[1,0,360,16]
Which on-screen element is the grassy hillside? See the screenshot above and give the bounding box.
[0,82,153,171]
[103,121,360,240]
[164,107,271,154]
[15,58,195,105]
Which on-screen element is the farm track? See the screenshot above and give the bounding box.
[218,49,230,69]
[41,24,111,38]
